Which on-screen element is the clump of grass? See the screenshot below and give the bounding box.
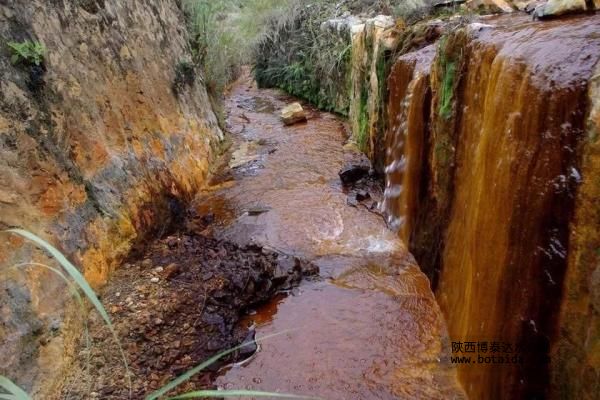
[173,60,196,95]
[0,375,30,400]
[1,228,131,398]
[357,85,369,151]
[7,40,45,66]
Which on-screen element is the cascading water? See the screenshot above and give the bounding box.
[381,45,436,242]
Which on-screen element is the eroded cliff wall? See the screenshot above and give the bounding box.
[0,1,222,396]
[381,13,600,400]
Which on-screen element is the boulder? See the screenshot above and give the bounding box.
[280,102,307,125]
[533,0,594,18]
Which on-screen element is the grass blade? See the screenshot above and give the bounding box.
[11,262,92,387]
[4,229,131,393]
[168,390,320,399]
[0,376,30,400]
[145,330,292,400]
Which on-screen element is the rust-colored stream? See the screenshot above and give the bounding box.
[192,74,465,399]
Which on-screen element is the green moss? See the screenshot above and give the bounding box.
[357,85,369,151]
[439,60,456,119]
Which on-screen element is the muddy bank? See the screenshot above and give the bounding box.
[59,231,317,399]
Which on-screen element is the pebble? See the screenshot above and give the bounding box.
[150,277,160,283]
[154,266,164,273]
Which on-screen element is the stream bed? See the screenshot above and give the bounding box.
[199,74,465,399]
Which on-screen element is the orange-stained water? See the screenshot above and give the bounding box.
[382,44,436,242]
[192,73,465,399]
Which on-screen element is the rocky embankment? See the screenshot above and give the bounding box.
[59,229,317,399]
[0,1,221,397]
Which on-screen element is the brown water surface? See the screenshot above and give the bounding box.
[192,74,465,399]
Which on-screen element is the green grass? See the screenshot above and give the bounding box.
[0,376,30,400]
[7,40,45,66]
[438,59,456,120]
[357,85,369,151]
[1,229,317,400]
[253,1,353,115]
[182,0,294,96]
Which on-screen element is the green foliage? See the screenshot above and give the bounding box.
[254,2,353,116]
[357,85,369,151]
[146,330,314,400]
[4,229,132,393]
[0,375,31,400]
[437,37,460,120]
[7,40,45,66]
[182,0,294,96]
[439,59,456,119]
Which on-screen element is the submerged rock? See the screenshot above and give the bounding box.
[280,102,307,125]
[339,153,372,185]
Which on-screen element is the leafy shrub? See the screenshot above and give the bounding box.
[7,40,46,66]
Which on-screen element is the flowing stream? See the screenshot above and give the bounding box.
[191,73,466,399]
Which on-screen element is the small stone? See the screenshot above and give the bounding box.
[280,102,307,125]
[154,318,164,325]
[162,263,180,280]
[154,266,164,273]
[150,277,160,283]
[115,291,121,298]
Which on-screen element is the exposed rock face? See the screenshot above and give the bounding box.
[380,13,600,400]
[280,102,307,125]
[0,1,221,397]
[552,60,600,400]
